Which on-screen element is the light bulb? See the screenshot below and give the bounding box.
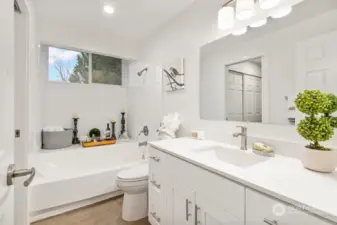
[236,0,255,20]
[250,18,267,28]
[218,6,235,30]
[270,6,292,18]
[232,27,248,36]
[259,0,280,9]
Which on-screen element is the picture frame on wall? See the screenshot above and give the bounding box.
[163,57,185,92]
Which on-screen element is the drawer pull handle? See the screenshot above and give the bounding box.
[195,205,201,225]
[150,156,161,162]
[264,219,278,225]
[151,212,161,223]
[186,199,192,221]
[151,180,161,189]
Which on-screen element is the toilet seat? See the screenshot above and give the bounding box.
[117,163,148,182]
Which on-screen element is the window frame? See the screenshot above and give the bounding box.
[46,44,126,87]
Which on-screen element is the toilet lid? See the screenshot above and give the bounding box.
[117,163,148,181]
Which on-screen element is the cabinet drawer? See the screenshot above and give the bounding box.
[246,189,333,225]
[149,146,166,166]
[149,146,167,193]
[168,155,245,220]
[149,185,165,225]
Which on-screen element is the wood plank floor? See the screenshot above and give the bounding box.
[32,197,150,225]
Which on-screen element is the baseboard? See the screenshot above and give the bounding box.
[30,191,124,223]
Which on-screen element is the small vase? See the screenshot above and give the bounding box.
[301,147,337,173]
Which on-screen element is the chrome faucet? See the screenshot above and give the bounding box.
[233,126,248,150]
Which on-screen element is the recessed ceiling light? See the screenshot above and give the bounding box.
[103,4,115,14]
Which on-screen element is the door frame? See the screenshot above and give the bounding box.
[14,0,34,224]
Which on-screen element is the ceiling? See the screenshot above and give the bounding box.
[32,0,196,42]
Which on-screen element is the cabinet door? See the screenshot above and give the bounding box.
[246,189,333,225]
[149,184,165,225]
[196,193,244,225]
[168,184,196,225]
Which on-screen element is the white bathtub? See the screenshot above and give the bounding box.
[29,142,145,221]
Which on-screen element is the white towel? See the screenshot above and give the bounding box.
[157,113,181,139]
[43,126,64,132]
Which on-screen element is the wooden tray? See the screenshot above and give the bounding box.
[82,139,116,148]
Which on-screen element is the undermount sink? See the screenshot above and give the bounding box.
[192,145,268,168]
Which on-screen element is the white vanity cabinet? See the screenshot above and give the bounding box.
[148,146,335,225]
[246,189,333,225]
[148,147,167,225]
[149,146,244,225]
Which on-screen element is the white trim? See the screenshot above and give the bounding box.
[89,53,92,84]
[40,42,135,61]
[30,191,123,222]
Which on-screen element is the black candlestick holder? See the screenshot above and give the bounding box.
[119,112,126,138]
[72,117,80,144]
[111,121,116,140]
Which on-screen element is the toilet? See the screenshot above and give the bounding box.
[117,163,149,222]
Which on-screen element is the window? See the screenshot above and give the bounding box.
[92,54,122,85]
[48,47,89,84]
[48,46,125,86]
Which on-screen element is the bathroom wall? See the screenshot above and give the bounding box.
[37,19,139,60]
[30,19,138,151]
[37,47,127,140]
[127,62,163,140]
[128,0,337,148]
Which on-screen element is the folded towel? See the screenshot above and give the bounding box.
[43,126,64,132]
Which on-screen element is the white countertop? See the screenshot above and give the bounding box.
[149,138,337,223]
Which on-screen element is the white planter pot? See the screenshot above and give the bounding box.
[301,147,337,173]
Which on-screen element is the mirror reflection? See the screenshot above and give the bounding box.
[200,0,337,126]
[226,58,262,122]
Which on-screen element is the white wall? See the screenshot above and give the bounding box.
[127,62,163,140]
[38,46,127,139]
[42,82,127,138]
[37,20,139,60]
[29,16,139,150]
[128,0,337,150]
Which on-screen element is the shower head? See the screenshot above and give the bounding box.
[137,67,148,76]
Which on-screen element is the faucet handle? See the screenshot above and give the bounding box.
[236,125,247,129]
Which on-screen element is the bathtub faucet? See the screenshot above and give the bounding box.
[139,141,147,147]
[138,126,149,136]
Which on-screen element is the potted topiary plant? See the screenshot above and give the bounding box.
[295,90,337,173]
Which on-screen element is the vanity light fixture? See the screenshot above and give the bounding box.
[236,0,255,20]
[270,6,292,18]
[218,6,235,30]
[259,0,280,9]
[232,27,248,36]
[103,4,115,14]
[250,18,267,28]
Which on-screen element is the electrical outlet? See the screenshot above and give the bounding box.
[15,129,20,138]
